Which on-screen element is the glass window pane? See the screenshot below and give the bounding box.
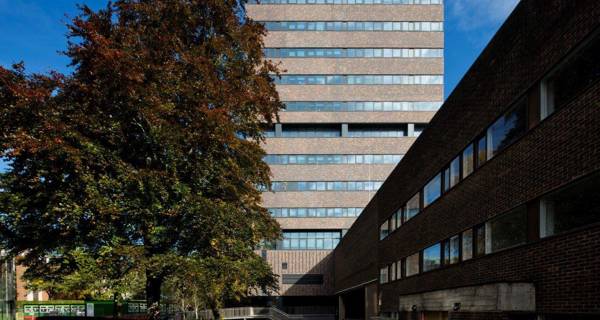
[379,266,389,284]
[542,33,600,119]
[477,136,487,168]
[450,156,460,188]
[424,173,441,207]
[449,235,460,264]
[405,193,420,221]
[540,172,600,237]
[475,225,486,257]
[486,207,527,253]
[487,100,527,159]
[380,221,390,240]
[405,253,420,277]
[423,243,441,272]
[462,229,473,261]
[462,144,474,178]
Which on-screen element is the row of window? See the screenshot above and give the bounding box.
[283,101,442,112]
[380,171,600,284]
[347,128,405,138]
[274,75,443,85]
[269,180,383,192]
[268,207,363,218]
[250,0,442,5]
[264,154,403,165]
[262,21,443,32]
[264,48,443,59]
[266,126,341,138]
[380,92,528,239]
[378,29,600,240]
[263,231,342,250]
[265,124,424,138]
[379,192,419,239]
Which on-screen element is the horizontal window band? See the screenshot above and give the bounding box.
[268,207,364,217]
[273,74,443,85]
[264,154,403,164]
[282,101,442,112]
[282,274,324,285]
[262,21,443,32]
[249,0,442,5]
[265,180,383,192]
[264,48,443,58]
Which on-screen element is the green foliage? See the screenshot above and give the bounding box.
[0,0,282,316]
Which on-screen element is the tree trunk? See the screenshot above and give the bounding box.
[146,272,163,320]
[112,292,118,319]
[208,298,220,320]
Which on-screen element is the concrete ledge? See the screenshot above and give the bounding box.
[397,283,535,312]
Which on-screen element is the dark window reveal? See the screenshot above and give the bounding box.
[543,33,600,118]
[477,136,487,168]
[282,274,324,285]
[474,225,486,257]
[487,99,528,159]
[541,172,600,237]
[487,207,528,253]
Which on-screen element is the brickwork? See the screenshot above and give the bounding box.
[334,0,600,317]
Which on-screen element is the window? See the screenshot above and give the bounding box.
[462,229,473,261]
[485,207,527,253]
[263,154,403,165]
[396,260,402,280]
[268,207,363,218]
[404,193,420,221]
[462,144,474,178]
[348,124,406,137]
[263,21,443,32]
[474,225,486,257]
[380,221,390,240]
[380,266,389,284]
[449,156,461,188]
[270,181,382,192]
[282,274,323,285]
[405,253,420,277]
[443,167,450,193]
[394,209,402,229]
[424,173,441,207]
[540,172,600,238]
[250,0,443,4]
[390,262,397,281]
[477,136,487,168]
[423,243,441,272]
[275,74,443,85]
[275,231,342,250]
[541,32,600,119]
[281,124,341,137]
[443,235,460,265]
[413,124,427,137]
[486,99,527,159]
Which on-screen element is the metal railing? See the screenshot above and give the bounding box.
[194,307,335,320]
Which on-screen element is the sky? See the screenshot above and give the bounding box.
[0,0,519,173]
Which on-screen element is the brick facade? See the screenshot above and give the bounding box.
[334,0,600,318]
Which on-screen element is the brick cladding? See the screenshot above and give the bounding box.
[333,199,379,292]
[333,0,600,316]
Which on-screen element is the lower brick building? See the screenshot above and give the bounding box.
[332,1,600,319]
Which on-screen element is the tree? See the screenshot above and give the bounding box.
[0,0,282,317]
[164,255,277,319]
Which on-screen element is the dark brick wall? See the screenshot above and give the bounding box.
[333,0,600,316]
[333,199,379,292]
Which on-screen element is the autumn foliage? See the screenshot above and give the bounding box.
[0,0,282,317]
